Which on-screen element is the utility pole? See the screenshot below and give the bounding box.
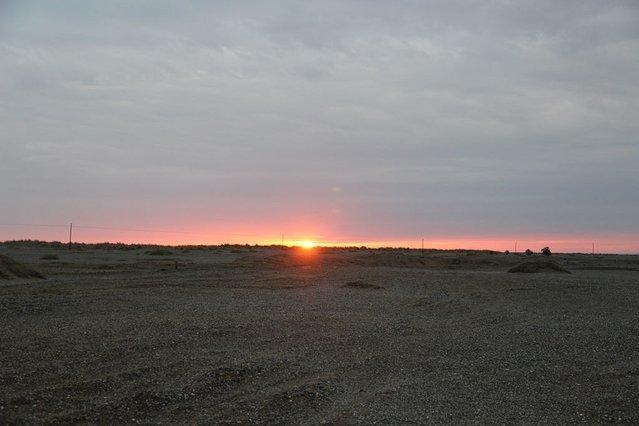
[514,241,517,253]
[68,223,73,250]
[421,238,424,258]
[592,242,595,256]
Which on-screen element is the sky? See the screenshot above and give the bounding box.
[1,1,638,252]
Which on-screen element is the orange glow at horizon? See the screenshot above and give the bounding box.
[2,223,639,253]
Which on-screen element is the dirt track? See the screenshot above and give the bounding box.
[1,245,638,423]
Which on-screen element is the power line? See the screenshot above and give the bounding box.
[73,225,197,235]
[0,223,67,228]
[0,223,259,236]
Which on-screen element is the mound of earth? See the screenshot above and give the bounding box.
[234,251,461,269]
[352,252,430,268]
[350,251,462,269]
[233,252,350,268]
[574,266,639,272]
[145,249,173,256]
[0,255,45,279]
[342,281,385,290]
[508,260,570,274]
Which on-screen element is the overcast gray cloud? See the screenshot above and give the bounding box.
[1,1,638,249]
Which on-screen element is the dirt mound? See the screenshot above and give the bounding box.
[0,255,45,279]
[145,249,173,256]
[350,252,449,268]
[233,252,351,269]
[342,281,385,290]
[574,266,639,272]
[234,251,458,270]
[508,260,570,274]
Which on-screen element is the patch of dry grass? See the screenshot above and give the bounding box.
[508,259,570,274]
[0,254,45,279]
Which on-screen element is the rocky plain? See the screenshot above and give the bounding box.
[1,242,638,423]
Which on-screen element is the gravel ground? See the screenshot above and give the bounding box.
[1,245,638,423]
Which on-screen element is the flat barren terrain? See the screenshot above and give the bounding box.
[1,244,638,423]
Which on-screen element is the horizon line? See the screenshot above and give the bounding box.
[2,239,637,256]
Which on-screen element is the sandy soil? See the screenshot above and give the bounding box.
[1,244,638,423]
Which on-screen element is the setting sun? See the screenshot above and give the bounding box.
[300,240,317,249]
